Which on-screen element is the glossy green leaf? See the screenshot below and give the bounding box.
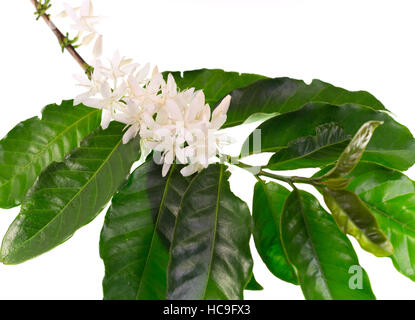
[320,121,383,180]
[268,123,351,170]
[245,273,263,291]
[166,69,386,130]
[167,164,253,300]
[225,77,386,128]
[320,162,415,280]
[100,162,191,300]
[258,103,415,171]
[322,188,393,257]
[0,100,101,208]
[0,122,140,265]
[280,189,375,300]
[164,69,266,106]
[252,180,298,284]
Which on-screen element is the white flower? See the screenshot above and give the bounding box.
[93,34,103,58]
[128,66,164,108]
[84,81,127,129]
[114,98,156,144]
[73,59,107,106]
[63,0,100,43]
[100,51,138,86]
[210,95,231,130]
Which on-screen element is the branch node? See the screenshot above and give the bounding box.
[34,0,51,20]
[60,33,80,53]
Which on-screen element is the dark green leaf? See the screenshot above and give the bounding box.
[164,69,266,106]
[322,188,393,257]
[280,189,375,300]
[252,180,298,284]
[165,70,385,130]
[0,122,140,264]
[167,164,253,300]
[320,121,383,180]
[100,162,191,300]
[268,123,351,170]
[319,162,415,280]
[245,273,263,291]
[0,100,101,208]
[259,103,415,171]
[225,77,386,128]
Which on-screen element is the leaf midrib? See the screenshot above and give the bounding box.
[2,134,123,261]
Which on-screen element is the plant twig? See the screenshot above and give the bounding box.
[30,0,90,73]
[234,161,317,187]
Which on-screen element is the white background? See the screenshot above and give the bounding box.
[0,0,414,299]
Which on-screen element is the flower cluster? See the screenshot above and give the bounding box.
[68,1,231,177]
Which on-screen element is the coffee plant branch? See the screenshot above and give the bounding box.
[30,0,92,76]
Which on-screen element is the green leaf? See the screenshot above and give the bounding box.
[166,70,385,130]
[100,161,191,300]
[252,180,298,284]
[280,189,375,300]
[268,123,351,170]
[319,162,415,280]
[167,164,253,300]
[259,103,415,171]
[322,188,393,257]
[0,122,140,265]
[245,273,263,291]
[320,121,383,180]
[224,77,386,128]
[164,69,266,107]
[0,100,101,208]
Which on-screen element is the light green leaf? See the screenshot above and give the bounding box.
[0,122,140,264]
[322,188,393,257]
[280,189,375,300]
[320,120,383,180]
[318,162,415,281]
[167,164,253,300]
[0,100,101,208]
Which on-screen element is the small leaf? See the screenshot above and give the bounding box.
[322,188,393,257]
[257,103,415,171]
[0,122,140,264]
[167,164,253,300]
[280,189,375,300]
[100,162,192,300]
[268,122,351,170]
[245,273,263,291]
[320,120,383,180]
[252,180,298,284]
[0,101,101,208]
